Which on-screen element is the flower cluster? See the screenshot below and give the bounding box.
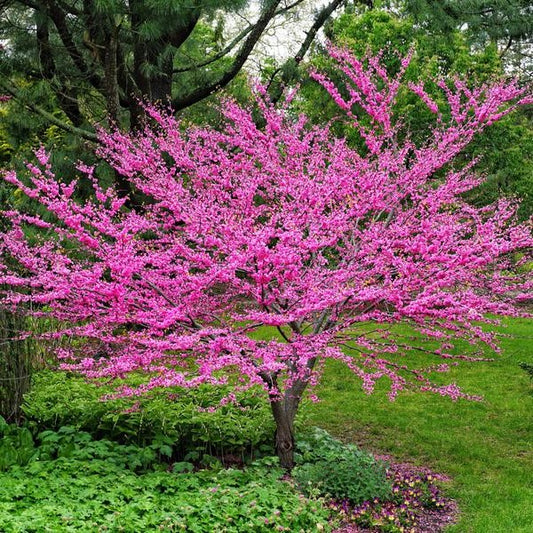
[331,461,456,532]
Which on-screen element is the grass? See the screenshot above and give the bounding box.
[303,317,533,532]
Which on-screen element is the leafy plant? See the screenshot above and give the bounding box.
[293,428,392,505]
[23,370,275,462]
[0,453,332,532]
[0,415,35,471]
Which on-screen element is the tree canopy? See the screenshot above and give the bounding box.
[2,47,531,468]
[404,0,533,77]
[0,0,358,136]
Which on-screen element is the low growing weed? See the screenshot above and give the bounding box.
[0,454,332,532]
[0,417,334,531]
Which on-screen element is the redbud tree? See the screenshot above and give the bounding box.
[1,48,532,468]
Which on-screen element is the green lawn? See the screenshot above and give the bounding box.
[304,317,533,532]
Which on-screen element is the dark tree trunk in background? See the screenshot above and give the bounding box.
[0,307,32,423]
[104,27,119,124]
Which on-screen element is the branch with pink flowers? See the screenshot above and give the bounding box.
[1,46,531,468]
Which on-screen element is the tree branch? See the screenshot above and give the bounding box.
[0,79,98,142]
[268,0,350,102]
[172,0,308,74]
[171,0,283,111]
[293,0,348,63]
[46,0,102,89]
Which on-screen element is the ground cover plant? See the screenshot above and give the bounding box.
[0,407,455,532]
[0,449,332,532]
[1,44,532,471]
[0,412,333,531]
[293,427,392,505]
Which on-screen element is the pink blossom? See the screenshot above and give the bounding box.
[1,47,531,465]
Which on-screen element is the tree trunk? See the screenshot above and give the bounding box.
[265,347,317,469]
[104,26,119,125]
[270,393,299,470]
[0,306,33,423]
[148,49,173,104]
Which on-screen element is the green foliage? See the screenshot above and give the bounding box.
[23,371,275,461]
[0,418,333,529]
[461,112,533,220]
[38,425,185,471]
[299,8,533,219]
[0,420,168,473]
[172,21,253,127]
[0,449,332,532]
[0,416,35,470]
[404,0,533,45]
[293,427,392,505]
[0,0,254,139]
[0,103,14,165]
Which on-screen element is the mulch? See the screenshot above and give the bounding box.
[332,456,459,533]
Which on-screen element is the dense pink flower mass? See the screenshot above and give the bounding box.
[1,47,532,466]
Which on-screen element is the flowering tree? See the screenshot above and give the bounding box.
[1,48,531,468]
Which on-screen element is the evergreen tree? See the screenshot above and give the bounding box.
[404,0,533,76]
[0,0,356,137]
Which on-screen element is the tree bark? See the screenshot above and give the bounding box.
[48,0,102,90]
[104,25,119,124]
[36,10,55,79]
[147,48,173,104]
[270,396,298,470]
[172,0,283,111]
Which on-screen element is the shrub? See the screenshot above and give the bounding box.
[23,370,275,462]
[293,427,392,505]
